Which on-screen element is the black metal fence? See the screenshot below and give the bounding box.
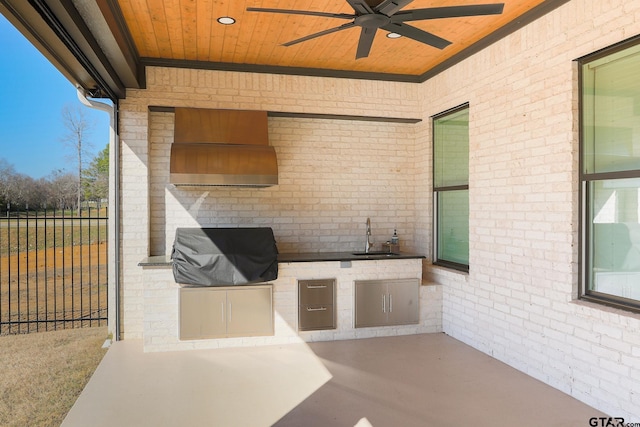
[0,208,108,334]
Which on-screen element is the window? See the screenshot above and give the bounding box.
[433,104,469,271]
[579,37,640,311]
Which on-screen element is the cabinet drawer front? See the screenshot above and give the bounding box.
[298,279,335,305]
[298,305,335,331]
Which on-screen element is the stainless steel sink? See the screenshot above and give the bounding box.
[351,251,399,256]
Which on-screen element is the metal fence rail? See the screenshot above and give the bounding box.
[0,208,108,334]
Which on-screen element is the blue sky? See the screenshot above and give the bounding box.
[0,14,110,179]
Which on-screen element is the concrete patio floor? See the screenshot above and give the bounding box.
[62,333,605,427]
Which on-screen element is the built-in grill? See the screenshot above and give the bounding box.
[171,227,278,286]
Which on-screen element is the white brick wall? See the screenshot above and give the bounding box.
[148,112,418,256]
[421,0,640,419]
[119,106,150,339]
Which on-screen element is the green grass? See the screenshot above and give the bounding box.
[0,224,107,257]
[0,326,108,427]
[3,208,107,219]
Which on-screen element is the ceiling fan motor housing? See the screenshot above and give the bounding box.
[355,14,391,28]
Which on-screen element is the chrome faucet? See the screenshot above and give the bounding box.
[365,217,372,253]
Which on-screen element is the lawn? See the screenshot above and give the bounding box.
[0,213,108,334]
[0,326,108,426]
[0,242,108,334]
[0,221,107,257]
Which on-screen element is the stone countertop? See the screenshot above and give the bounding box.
[139,252,424,267]
[138,255,173,267]
[276,252,425,263]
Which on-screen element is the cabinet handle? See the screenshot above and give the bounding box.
[306,285,327,289]
[221,301,225,323]
[382,294,386,313]
[306,306,328,312]
[228,301,232,322]
[389,294,393,313]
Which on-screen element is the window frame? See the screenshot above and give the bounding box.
[578,34,640,313]
[432,103,470,273]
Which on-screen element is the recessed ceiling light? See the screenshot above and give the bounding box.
[386,32,402,39]
[217,16,235,25]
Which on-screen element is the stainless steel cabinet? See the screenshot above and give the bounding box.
[180,285,273,340]
[355,279,419,328]
[355,280,387,327]
[387,279,420,326]
[180,287,226,339]
[298,279,336,331]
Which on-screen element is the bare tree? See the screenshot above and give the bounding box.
[60,104,94,215]
[0,158,16,214]
[10,174,34,209]
[0,159,50,212]
[47,170,78,210]
[27,177,50,210]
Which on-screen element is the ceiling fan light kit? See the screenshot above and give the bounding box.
[247,0,505,59]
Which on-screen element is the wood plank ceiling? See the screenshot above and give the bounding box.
[117,0,552,80]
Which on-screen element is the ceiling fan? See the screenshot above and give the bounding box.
[247,0,505,59]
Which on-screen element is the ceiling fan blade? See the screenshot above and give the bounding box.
[282,22,356,47]
[346,0,375,15]
[374,0,414,17]
[382,23,451,49]
[391,4,505,23]
[246,7,355,20]
[356,27,378,59]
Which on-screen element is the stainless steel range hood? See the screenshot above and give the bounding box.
[170,108,278,187]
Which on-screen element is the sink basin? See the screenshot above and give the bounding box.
[352,251,399,256]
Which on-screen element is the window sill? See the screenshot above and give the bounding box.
[425,263,469,285]
[432,260,468,274]
[576,295,640,317]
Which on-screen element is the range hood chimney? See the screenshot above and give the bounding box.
[170,108,278,187]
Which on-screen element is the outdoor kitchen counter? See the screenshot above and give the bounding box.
[138,252,425,267]
[277,252,425,262]
[138,252,439,353]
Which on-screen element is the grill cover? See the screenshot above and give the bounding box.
[171,227,278,286]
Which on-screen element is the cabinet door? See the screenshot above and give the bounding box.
[226,287,273,337]
[387,279,420,326]
[355,281,388,328]
[180,288,226,340]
